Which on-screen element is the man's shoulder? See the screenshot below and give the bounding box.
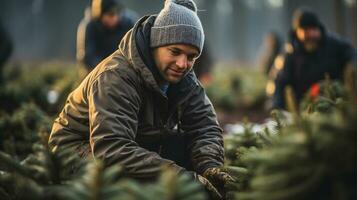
[325,33,354,50]
[89,53,140,85]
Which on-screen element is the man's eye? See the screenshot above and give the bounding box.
[170,49,180,56]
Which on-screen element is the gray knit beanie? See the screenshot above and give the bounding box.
[150,0,204,53]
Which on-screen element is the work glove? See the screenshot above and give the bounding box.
[203,167,236,199]
[189,171,222,200]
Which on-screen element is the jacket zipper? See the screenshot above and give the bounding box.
[158,84,198,155]
[166,84,198,133]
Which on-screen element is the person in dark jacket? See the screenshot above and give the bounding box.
[51,0,232,199]
[77,0,136,73]
[271,8,356,109]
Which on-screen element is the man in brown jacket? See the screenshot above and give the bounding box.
[49,0,232,198]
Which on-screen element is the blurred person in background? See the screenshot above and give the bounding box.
[271,8,356,109]
[76,0,136,73]
[51,0,234,199]
[0,19,13,82]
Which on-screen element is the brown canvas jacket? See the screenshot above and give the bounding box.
[49,16,224,180]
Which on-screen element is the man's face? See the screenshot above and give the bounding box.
[153,44,199,84]
[296,26,321,52]
[101,11,120,29]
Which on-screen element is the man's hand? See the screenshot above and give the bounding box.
[191,172,222,200]
[203,167,236,198]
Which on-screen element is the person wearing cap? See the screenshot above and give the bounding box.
[271,8,356,109]
[50,0,232,199]
[76,0,136,73]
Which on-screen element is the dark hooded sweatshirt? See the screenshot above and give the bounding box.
[49,16,224,180]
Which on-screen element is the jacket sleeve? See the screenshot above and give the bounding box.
[272,54,293,109]
[88,69,184,180]
[180,85,224,175]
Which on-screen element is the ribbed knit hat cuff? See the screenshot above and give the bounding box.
[150,24,204,53]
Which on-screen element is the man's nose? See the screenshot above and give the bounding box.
[176,55,188,69]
